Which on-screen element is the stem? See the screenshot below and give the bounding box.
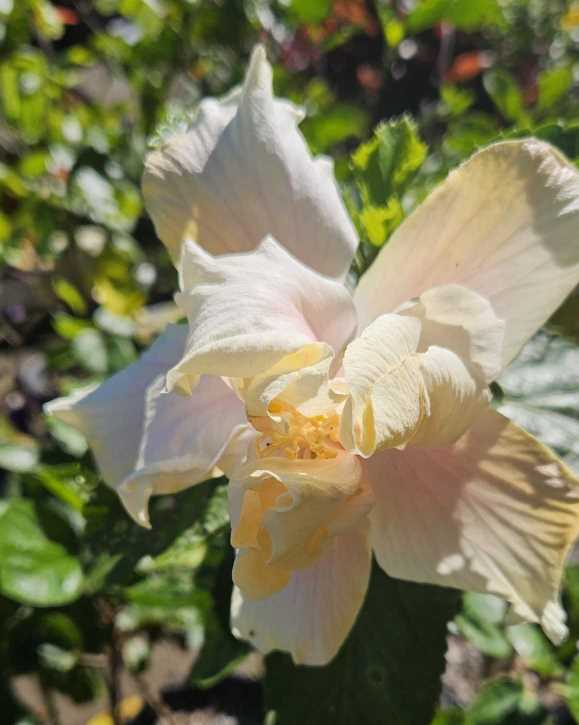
[38,677,61,725]
[97,599,123,725]
[105,634,123,725]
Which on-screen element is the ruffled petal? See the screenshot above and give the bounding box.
[367,408,579,644]
[231,523,372,665]
[340,313,427,456]
[142,46,358,279]
[398,284,505,384]
[167,236,356,394]
[398,285,504,446]
[355,140,579,368]
[237,453,365,569]
[409,345,488,447]
[45,326,246,526]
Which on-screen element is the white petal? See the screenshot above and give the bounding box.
[45,326,246,526]
[340,313,427,455]
[409,345,488,447]
[367,408,579,644]
[396,285,503,445]
[239,353,342,420]
[240,453,364,569]
[231,523,371,665]
[167,236,356,394]
[398,284,505,384]
[355,140,579,368]
[142,46,358,278]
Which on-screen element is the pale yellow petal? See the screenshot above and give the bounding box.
[355,140,579,368]
[235,452,364,571]
[367,408,579,644]
[340,313,427,455]
[231,523,372,665]
[398,284,505,383]
[409,346,489,447]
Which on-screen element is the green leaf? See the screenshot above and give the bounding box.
[432,709,465,725]
[52,313,92,340]
[45,418,88,458]
[499,121,579,162]
[466,677,523,724]
[190,607,249,689]
[358,198,403,247]
[137,483,228,574]
[190,546,250,688]
[351,117,426,249]
[302,104,369,154]
[441,85,475,117]
[53,278,87,315]
[84,479,224,591]
[483,69,528,124]
[29,464,92,512]
[290,0,331,24]
[407,0,504,32]
[0,441,39,472]
[352,117,426,203]
[125,573,209,611]
[565,654,579,720]
[384,18,405,48]
[463,592,506,625]
[507,624,562,678]
[444,113,500,157]
[456,612,511,659]
[265,563,459,725]
[458,592,512,657]
[498,331,579,471]
[537,66,573,112]
[0,499,83,606]
[72,329,108,374]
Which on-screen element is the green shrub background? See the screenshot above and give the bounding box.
[1,1,579,722]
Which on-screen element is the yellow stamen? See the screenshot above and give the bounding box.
[254,401,341,461]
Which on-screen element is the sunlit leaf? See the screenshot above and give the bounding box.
[483,69,528,124]
[507,624,562,678]
[72,329,108,374]
[407,0,504,32]
[0,442,39,472]
[290,0,331,25]
[351,117,426,248]
[466,677,524,724]
[0,499,83,606]
[537,66,573,112]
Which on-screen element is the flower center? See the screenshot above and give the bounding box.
[251,400,342,461]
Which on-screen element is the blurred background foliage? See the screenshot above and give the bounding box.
[1,0,579,722]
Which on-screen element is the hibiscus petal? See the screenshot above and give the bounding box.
[231,523,372,665]
[45,326,246,526]
[394,285,503,445]
[340,313,428,455]
[367,408,579,643]
[244,453,365,569]
[355,140,579,368]
[167,236,356,394]
[409,346,488,447]
[142,45,358,279]
[398,284,505,384]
